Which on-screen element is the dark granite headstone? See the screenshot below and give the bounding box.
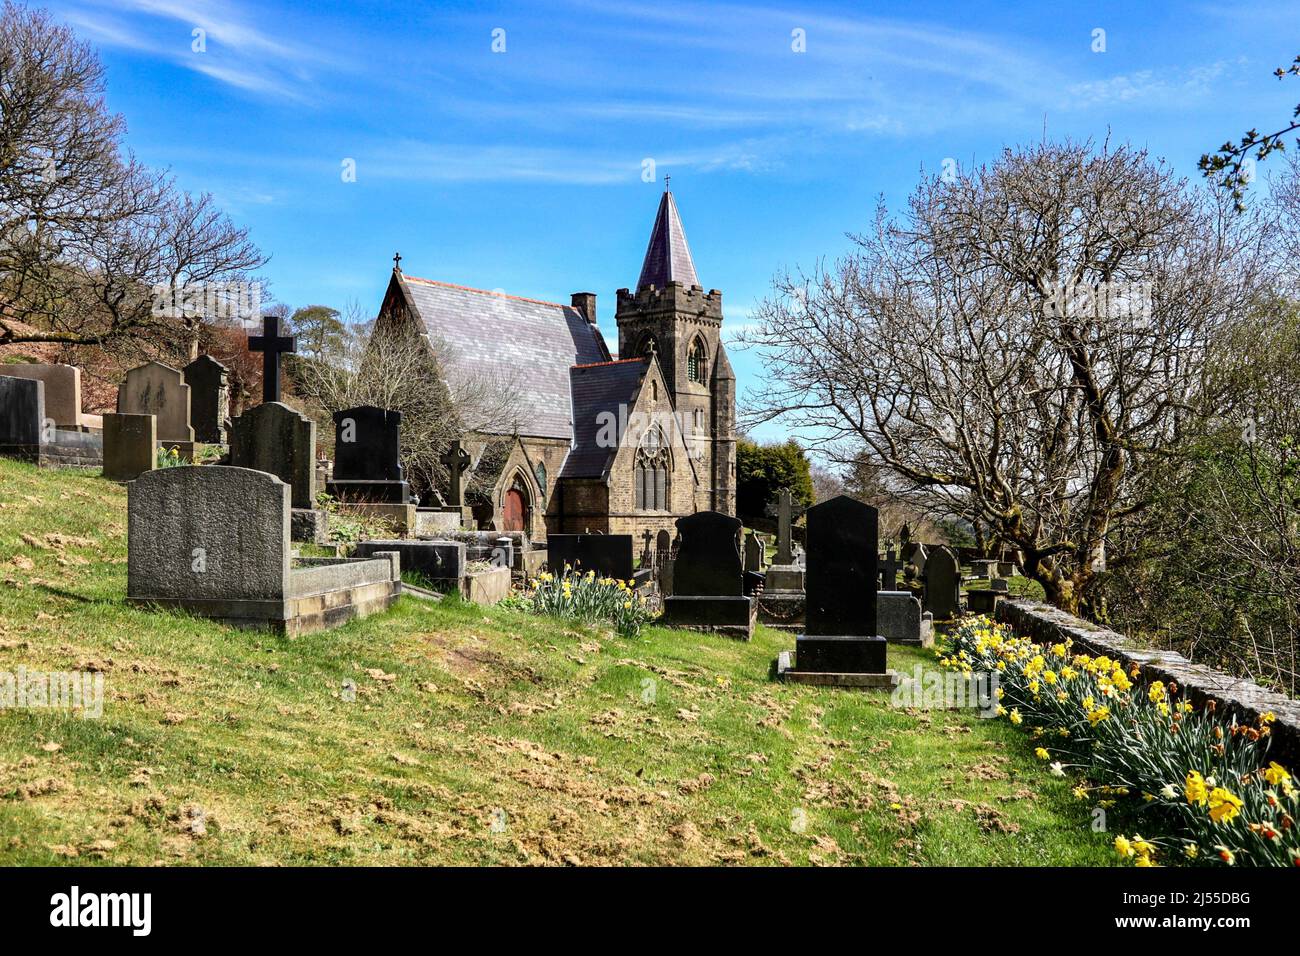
[661,511,753,637]
[672,511,743,597]
[546,534,634,581]
[792,495,888,675]
[356,539,464,582]
[805,495,877,636]
[0,374,43,452]
[333,406,402,481]
[182,355,229,444]
[229,402,316,509]
[923,545,961,620]
[744,532,765,573]
[326,405,411,504]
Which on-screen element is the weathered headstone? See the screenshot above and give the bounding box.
[766,489,804,592]
[923,545,961,621]
[102,412,156,481]
[129,466,290,604]
[775,489,794,564]
[661,511,753,638]
[971,559,997,580]
[440,440,471,506]
[0,363,98,430]
[182,355,229,444]
[0,374,103,467]
[118,362,194,445]
[780,495,895,687]
[968,577,1011,615]
[879,591,933,647]
[326,405,411,503]
[127,466,399,634]
[744,532,765,573]
[228,401,316,509]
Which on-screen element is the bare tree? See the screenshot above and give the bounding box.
[0,3,264,350]
[742,141,1271,614]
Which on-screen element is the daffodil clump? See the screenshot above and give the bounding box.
[525,567,657,638]
[941,615,1299,867]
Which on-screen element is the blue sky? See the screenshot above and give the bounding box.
[43,0,1300,442]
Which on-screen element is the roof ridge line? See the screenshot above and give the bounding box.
[402,274,575,311]
[571,357,648,370]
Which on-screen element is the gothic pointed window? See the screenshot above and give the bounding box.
[687,338,707,384]
[634,426,670,511]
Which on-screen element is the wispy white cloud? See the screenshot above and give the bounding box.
[1064,58,1249,108]
[58,0,346,101]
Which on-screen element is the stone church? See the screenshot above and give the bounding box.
[373,187,736,543]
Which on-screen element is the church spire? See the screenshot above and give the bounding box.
[636,184,699,292]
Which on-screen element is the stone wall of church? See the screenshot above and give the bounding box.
[601,356,702,544]
[614,282,735,517]
[519,436,571,521]
[548,478,610,534]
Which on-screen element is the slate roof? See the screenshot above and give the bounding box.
[399,275,610,440]
[561,358,649,478]
[636,189,699,291]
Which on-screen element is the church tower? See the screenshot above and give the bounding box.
[615,186,736,515]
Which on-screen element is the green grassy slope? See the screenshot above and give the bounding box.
[0,458,1112,865]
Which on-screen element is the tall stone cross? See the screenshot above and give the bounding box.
[439,440,471,506]
[248,315,297,404]
[776,488,794,565]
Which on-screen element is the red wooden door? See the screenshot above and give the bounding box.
[503,487,528,532]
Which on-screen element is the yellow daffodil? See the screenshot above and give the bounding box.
[1264,762,1291,786]
[1207,788,1243,824]
[1185,771,1208,806]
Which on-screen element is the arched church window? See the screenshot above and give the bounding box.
[634,427,670,511]
[687,338,707,384]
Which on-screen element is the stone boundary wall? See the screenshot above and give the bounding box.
[996,599,1300,770]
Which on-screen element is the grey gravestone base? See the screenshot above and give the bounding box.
[756,590,805,630]
[661,595,755,640]
[776,650,899,689]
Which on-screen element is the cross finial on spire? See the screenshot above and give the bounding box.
[393,251,402,271]
[664,174,670,193]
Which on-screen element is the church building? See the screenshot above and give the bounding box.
[373,187,737,543]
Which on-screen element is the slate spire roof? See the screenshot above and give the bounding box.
[636,187,700,291]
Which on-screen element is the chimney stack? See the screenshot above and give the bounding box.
[571,292,597,325]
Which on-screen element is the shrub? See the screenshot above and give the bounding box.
[940,615,1299,867]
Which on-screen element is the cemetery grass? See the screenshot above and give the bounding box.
[0,459,1114,866]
